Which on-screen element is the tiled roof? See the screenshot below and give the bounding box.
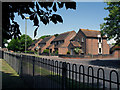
[32,39,40,45]
[55,43,65,48]
[80,29,106,38]
[28,39,42,50]
[55,42,70,48]
[39,36,54,44]
[71,41,81,47]
[53,31,76,41]
[47,44,54,49]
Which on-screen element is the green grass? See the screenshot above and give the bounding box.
[1,58,96,89]
[1,59,28,88]
[34,63,93,89]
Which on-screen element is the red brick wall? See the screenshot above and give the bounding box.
[118,50,120,58]
[102,39,110,54]
[86,39,98,55]
[59,47,68,54]
[113,50,120,58]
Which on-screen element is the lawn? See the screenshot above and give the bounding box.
[1,59,28,88]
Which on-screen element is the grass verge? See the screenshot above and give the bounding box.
[1,59,28,88]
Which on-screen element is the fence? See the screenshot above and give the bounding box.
[3,51,120,89]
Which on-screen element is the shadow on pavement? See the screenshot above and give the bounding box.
[89,59,120,69]
[2,71,28,89]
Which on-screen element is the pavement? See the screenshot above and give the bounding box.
[40,56,120,69]
[39,56,120,88]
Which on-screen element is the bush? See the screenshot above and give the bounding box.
[74,48,79,54]
[55,50,58,54]
[67,51,70,54]
[24,50,34,53]
[43,49,49,54]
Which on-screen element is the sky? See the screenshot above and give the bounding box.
[13,2,116,44]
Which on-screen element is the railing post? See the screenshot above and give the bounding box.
[20,55,23,77]
[2,50,4,59]
[62,62,67,90]
[32,56,35,88]
[33,56,35,77]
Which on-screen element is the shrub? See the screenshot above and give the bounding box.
[74,48,82,54]
[43,49,49,54]
[67,51,70,54]
[55,50,58,54]
[24,50,34,53]
[74,48,79,54]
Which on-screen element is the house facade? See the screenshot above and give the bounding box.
[28,39,43,51]
[69,29,110,55]
[38,36,55,53]
[49,31,76,54]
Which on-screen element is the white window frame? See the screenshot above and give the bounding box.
[82,37,84,42]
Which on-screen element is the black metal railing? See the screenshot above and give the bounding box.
[3,51,120,89]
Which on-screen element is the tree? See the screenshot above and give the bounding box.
[54,34,59,37]
[39,35,51,39]
[2,1,76,43]
[7,38,20,51]
[2,39,8,48]
[19,34,33,51]
[100,2,120,46]
[7,34,33,52]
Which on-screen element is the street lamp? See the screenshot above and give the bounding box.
[25,17,29,53]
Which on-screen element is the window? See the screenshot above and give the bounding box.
[98,38,102,43]
[99,48,102,54]
[82,38,84,42]
[58,41,61,44]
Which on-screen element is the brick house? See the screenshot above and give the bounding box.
[28,39,43,51]
[38,36,55,53]
[50,31,76,54]
[69,29,110,55]
[46,44,54,53]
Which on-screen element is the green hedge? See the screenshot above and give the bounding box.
[43,49,49,54]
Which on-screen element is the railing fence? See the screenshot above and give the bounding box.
[2,51,120,89]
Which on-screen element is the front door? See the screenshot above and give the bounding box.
[50,49,52,53]
[71,49,73,55]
